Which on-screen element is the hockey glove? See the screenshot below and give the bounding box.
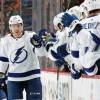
[30,34,42,48]
[38,29,55,46]
[71,64,82,79]
[57,43,69,58]
[55,59,66,67]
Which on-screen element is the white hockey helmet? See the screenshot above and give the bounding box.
[83,0,100,11]
[53,12,64,26]
[68,6,83,20]
[80,2,88,16]
[9,15,23,25]
[68,6,88,20]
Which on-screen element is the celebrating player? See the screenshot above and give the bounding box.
[0,15,47,100]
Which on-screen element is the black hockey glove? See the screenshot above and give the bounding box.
[71,64,82,79]
[30,34,42,48]
[55,59,66,67]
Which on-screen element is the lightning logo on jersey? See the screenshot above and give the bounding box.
[10,46,28,64]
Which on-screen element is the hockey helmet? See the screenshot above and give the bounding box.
[53,12,64,27]
[83,0,100,11]
[68,6,83,20]
[9,15,23,25]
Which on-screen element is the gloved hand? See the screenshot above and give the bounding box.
[57,43,69,58]
[55,59,66,67]
[61,12,79,31]
[38,29,53,46]
[71,64,82,79]
[38,29,57,46]
[38,29,48,37]
[30,34,42,48]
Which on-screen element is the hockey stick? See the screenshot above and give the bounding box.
[56,60,70,99]
[56,65,60,99]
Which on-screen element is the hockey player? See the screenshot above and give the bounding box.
[38,13,74,72]
[80,0,100,72]
[60,12,100,78]
[49,12,83,79]
[0,15,46,100]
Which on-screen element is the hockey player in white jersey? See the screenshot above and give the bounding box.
[60,12,100,78]
[80,0,100,73]
[45,13,74,70]
[0,15,47,100]
[50,12,83,79]
[47,13,70,61]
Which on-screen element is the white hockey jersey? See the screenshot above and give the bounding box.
[81,14,100,33]
[79,14,100,75]
[46,28,74,68]
[78,14,100,62]
[71,28,100,75]
[0,31,47,81]
[71,14,100,69]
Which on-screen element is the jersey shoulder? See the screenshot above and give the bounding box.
[24,31,36,37]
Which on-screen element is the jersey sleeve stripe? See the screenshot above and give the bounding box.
[0,57,9,62]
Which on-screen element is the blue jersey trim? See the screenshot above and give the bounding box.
[8,69,40,78]
[51,50,61,60]
[91,33,100,45]
[57,43,69,57]
[0,57,9,62]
